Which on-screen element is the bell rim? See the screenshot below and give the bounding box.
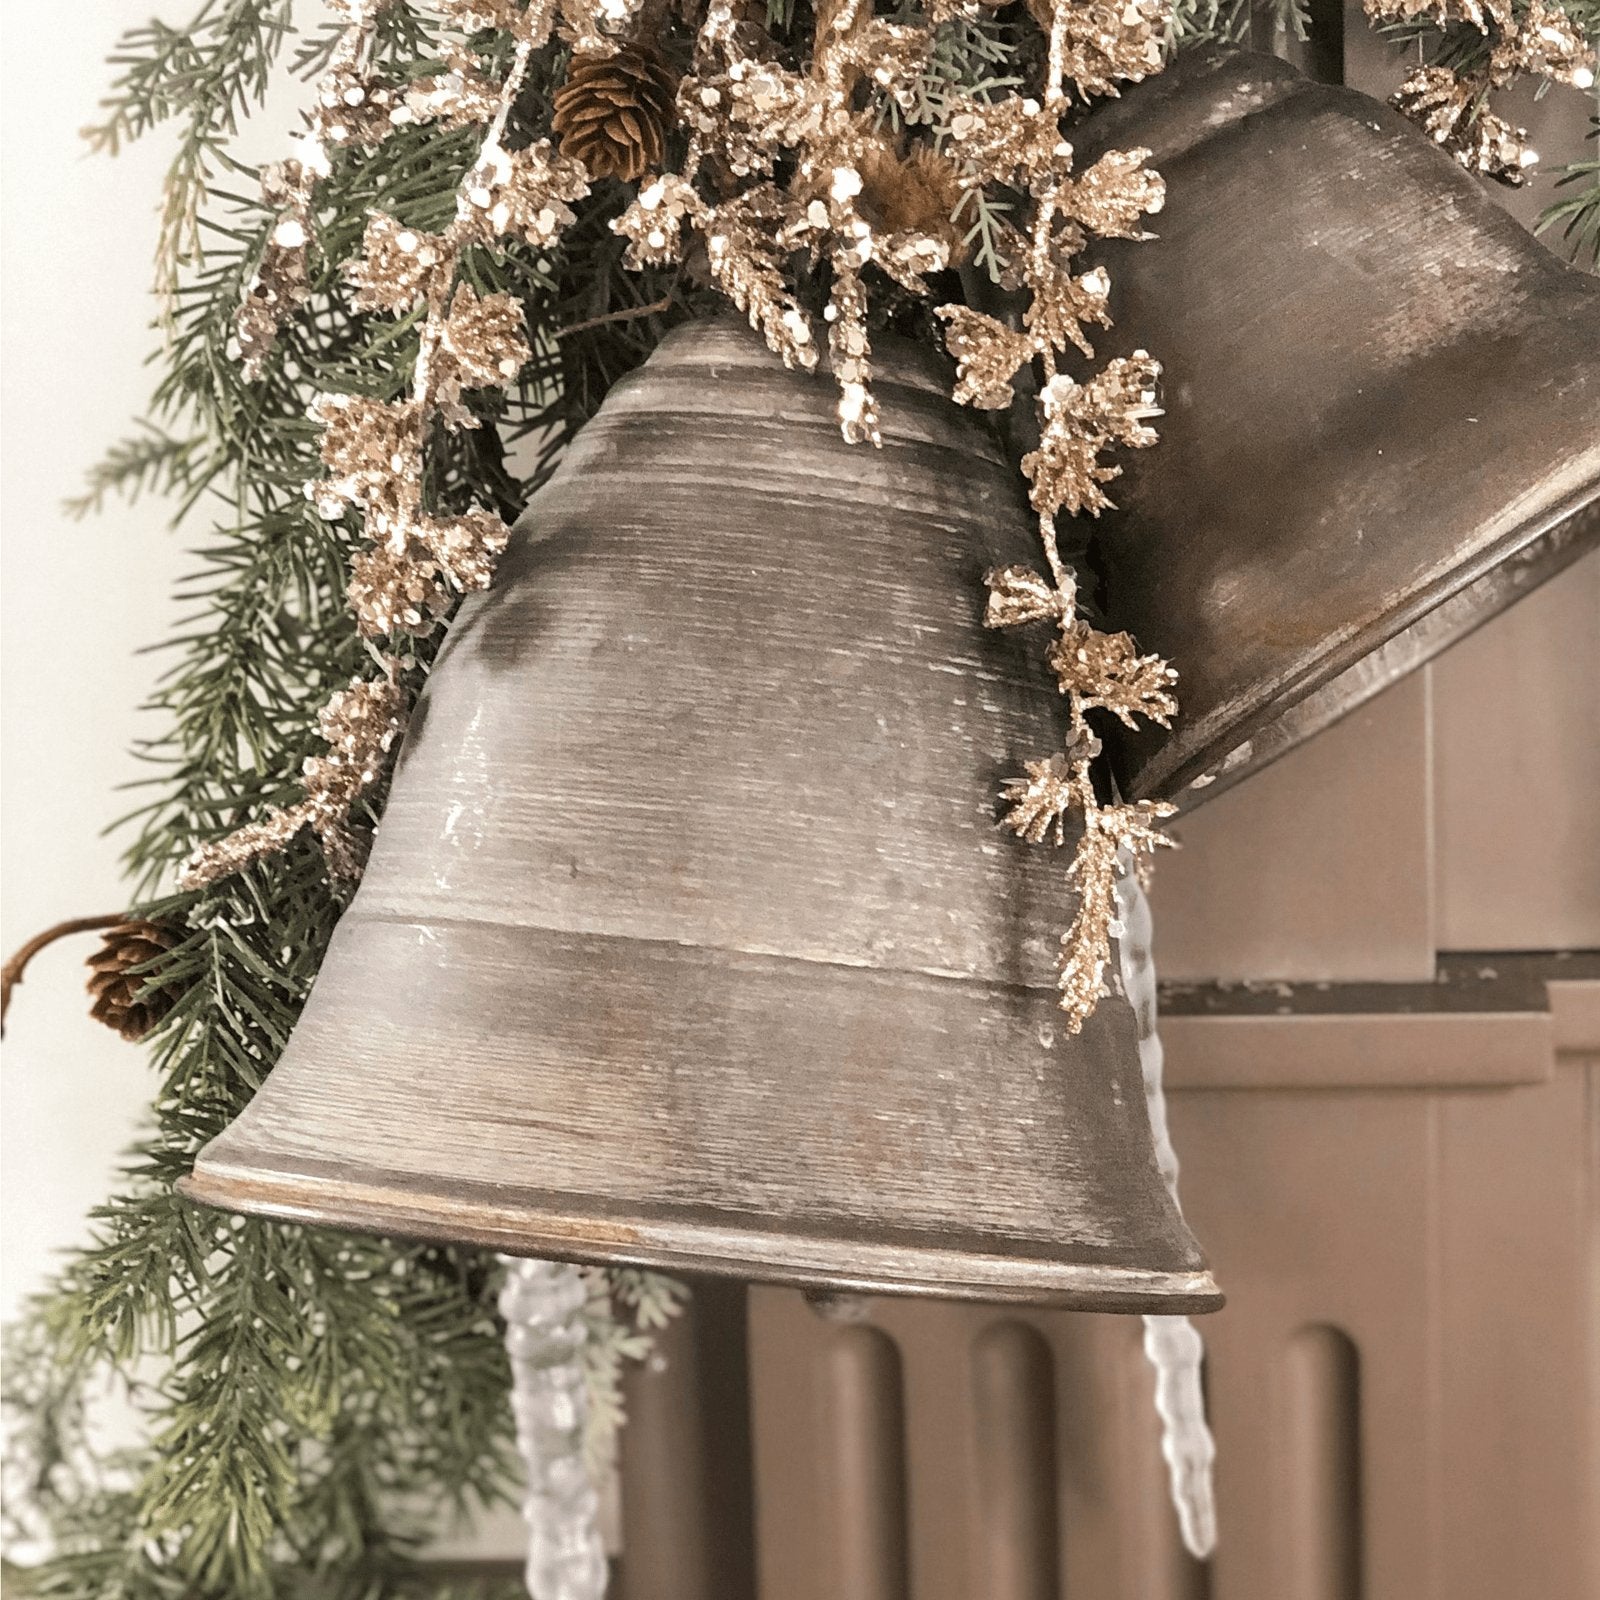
[1126,484,1600,807]
[1168,494,1600,808]
[178,1164,1225,1314]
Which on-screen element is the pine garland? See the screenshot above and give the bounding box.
[4,9,688,1598]
[4,2,1596,1598]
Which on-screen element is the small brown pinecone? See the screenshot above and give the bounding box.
[86,920,181,1042]
[857,142,970,263]
[553,46,678,183]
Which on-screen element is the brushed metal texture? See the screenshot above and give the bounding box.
[1074,49,1600,804]
[183,320,1220,1312]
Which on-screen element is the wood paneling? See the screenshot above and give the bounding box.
[1150,674,1435,984]
[1431,551,1600,951]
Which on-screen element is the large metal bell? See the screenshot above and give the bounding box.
[1079,48,1600,805]
[181,320,1221,1312]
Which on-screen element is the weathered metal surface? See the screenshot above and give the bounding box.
[1076,48,1600,805]
[182,320,1220,1312]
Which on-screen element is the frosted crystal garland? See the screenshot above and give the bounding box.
[498,1258,608,1600]
[1115,862,1219,1560]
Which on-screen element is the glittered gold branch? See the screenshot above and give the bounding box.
[186,0,580,889]
[615,1,1179,1030]
[936,0,1176,1032]
[1372,0,1596,182]
[998,752,1175,1023]
[182,674,409,886]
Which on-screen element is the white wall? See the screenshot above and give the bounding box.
[1,7,193,1328]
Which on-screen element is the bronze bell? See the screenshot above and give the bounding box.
[1077,48,1600,805]
[181,321,1222,1313]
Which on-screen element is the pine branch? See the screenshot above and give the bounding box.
[84,2,296,299]
[4,17,671,1598]
[64,427,209,521]
[1537,113,1600,264]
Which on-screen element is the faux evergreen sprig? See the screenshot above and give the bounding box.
[3,7,686,1597]
[1375,0,1596,183]
[1537,108,1600,261]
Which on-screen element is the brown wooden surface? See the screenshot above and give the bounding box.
[615,1279,757,1600]
[1150,672,1436,983]
[634,1009,1597,1600]
[1432,552,1600,951]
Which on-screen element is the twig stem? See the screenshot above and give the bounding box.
[2,914,125,1035]
[556,295,674,339]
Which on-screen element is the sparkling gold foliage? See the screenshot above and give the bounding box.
[343,214,453,312]
[235,1,402,377]
[1000,752,1176,1023]
[1064,146,1167,237]
[405,49,507,128]
[440,284,534,390]
[1056,795,1174,1022]
[440,0,534,28]
[309,394,425,516]
[1026,0,1167,99]
[188,0,567,887]
[1494,0,1594,81]
[1048,623,1178,728]
[955,40,1172,1027]
[939,307,1038,408]
[1001,752,1087,846]
[202,0,1182,1032]
[183,675,408,885]
[1370,0,1596,182]
[1390,65,1537,182]
[983,563,1067,627]
[1023,356,1162,520]
[614,172,700,267]
[347,509,511,639]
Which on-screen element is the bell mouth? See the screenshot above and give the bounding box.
[181,917,1222,1316]
[1163,493,1600,808]
[179,1162,1222,1313]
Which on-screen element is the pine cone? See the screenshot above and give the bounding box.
[858,142,970,263]
[553,47,678,183]
[86,920,181,1042]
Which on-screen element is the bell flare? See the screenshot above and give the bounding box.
[1079,48,1600,806]
[182,320,1221,1314]
[179,920,1218,1311]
